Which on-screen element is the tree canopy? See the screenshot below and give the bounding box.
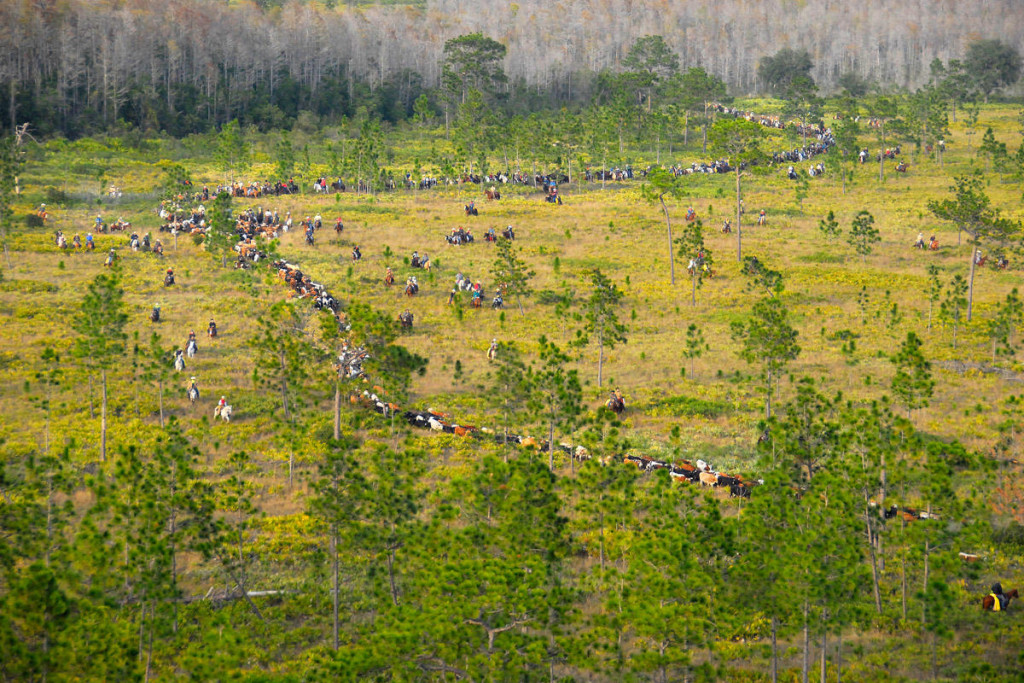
[964,39,1022,101]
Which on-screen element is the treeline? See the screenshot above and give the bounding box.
[2,0,1024,137]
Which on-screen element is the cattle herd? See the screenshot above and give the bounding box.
[147,101,927,508]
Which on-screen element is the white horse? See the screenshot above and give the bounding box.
[187,386,199,404]
[186,338,198,358]
[174,352,186,373]
[214,404,232,422]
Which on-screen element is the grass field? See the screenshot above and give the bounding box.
[3,102,1024,680]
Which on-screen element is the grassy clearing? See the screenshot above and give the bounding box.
[3,103,1024,679]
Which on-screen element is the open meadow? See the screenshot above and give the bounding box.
[2,101,1024,681]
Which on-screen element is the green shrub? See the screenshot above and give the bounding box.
[653,395,730,418]
[991,522,1024,549]
[26,214,43,228]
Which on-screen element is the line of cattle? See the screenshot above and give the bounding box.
[391,401,762,496]
[391,403,951,522]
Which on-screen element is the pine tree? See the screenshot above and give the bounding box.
[940,274,969,349]
[72,267,128,461]
[987,288,1024,362]
[928,171,1013,321]
[528,337,583,471]
[818,210,841,238]
[676,218,713,306]
[576,269,628,388]
[489,236,535,315]
[249,302,314,485]
[309,436,365,650]
[640,168,685,284]
[682,323,706,378]
[847,210,880,264]
[890,332,934,419]
[709,118,767,261]
[925,265,942,329]
[741,255,785,298]
[203,191,235,268]
[731,296,801,418]
[214,119,250,183]
[487,341,531,449]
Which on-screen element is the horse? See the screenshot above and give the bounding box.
[485,187,501,200]
[187,385,199,404]
[384,271,395,286]
[405,282,418,297]
[214,404,232,422]
[186,338,198,358]
[606,394,625,415]
[173,352,186,373]
[983,589,1019,611]
[465,204,479,216]
[398,311,414,329]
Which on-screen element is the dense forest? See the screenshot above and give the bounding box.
[2,0,1024,136]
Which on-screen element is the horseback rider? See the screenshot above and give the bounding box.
[914,232,925,249]
[411,251,420,268]
[153,240,163,256]
[85,233,94,250]
[385,267,394,285]
[164,268,175,286]
[487,339,498,359]
[928,235,939,251]
[216,395,227,413]
[72,233,81,249]
[186,376,199,399]
[151,303,161,323]
[105,247,117,266]
[991,582,1009,611]
[722,219,732,234]
[447,287,456,305]
[758,209,767,226]
[208,319,217,338]
[352,245,362,261]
